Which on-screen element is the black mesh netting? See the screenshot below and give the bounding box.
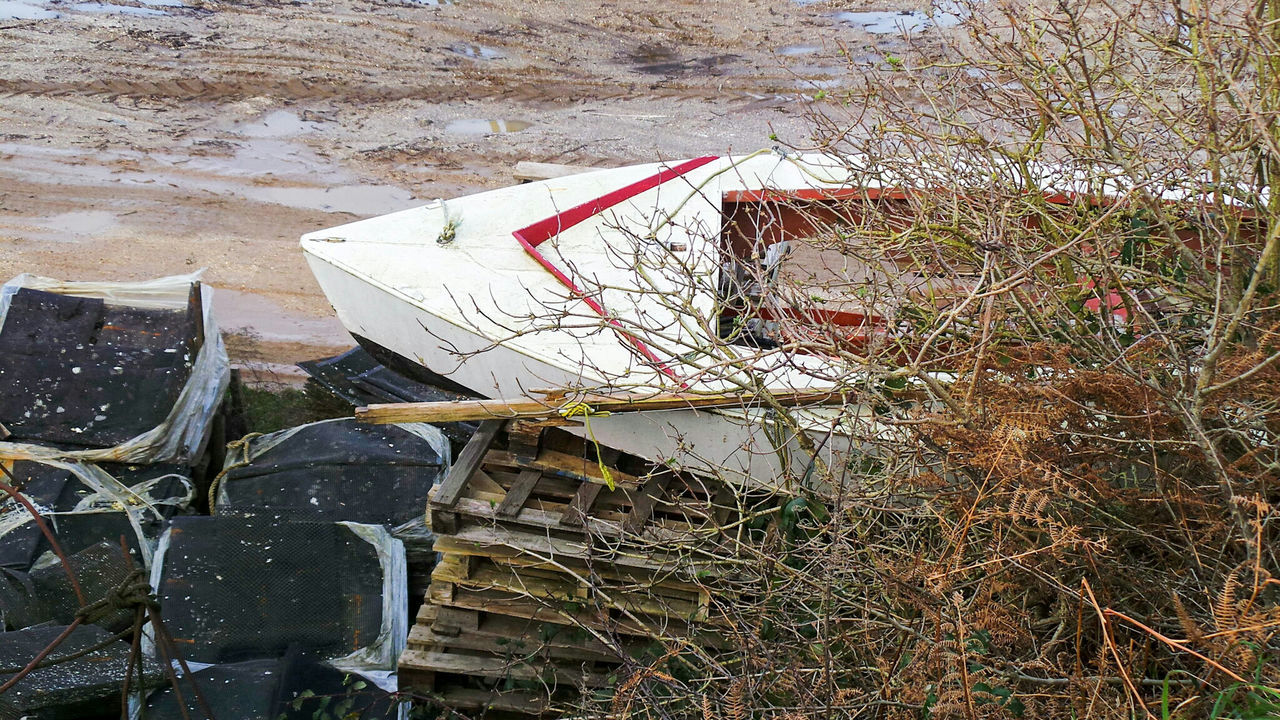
[215,419,445,526]
[298,346,478,445]
[142,649,403,719]
[0,286,201,450]
[156,516,387,664]
[0,624,160,720]
[0,541,138,632]
[0,461,192,572]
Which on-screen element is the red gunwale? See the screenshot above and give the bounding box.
[511,156,718,378]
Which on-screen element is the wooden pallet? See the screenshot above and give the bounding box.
[401,421,735,715]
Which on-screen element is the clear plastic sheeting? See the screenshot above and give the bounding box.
[0,459,194,572]
[149,516,407,692]
[212,417,450,527]
[0,271,229,465]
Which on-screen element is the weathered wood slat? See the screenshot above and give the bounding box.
[431,554,708,619]
[433,526,708,576]
[559,482,602,527]
[496,469,541,517]
[484,448,643,489]
[425,581,711,640]
[357,390,845,424]
[399,649,614,687]
[624,472,670,534]
[431,419,505,509]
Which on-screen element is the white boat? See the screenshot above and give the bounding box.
[301,151,918,488]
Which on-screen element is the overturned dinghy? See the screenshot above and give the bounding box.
[301,153,890,487]
[151,516,407,690]
[0,273,228,466]
[211,418,450,527]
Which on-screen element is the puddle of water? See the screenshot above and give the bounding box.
[214,288,350,347]
[69,2,168,15]
[445,118,532,135]
[832,3,964,34]
[0,106,417,221]
[40,210,119,237]
[0,1,58,19]
[236,110,323,139]
[251,184,417,217]
[447,43,502,60]
[779,45,821,57]
[3,210,119,242]
[797,77,846,90]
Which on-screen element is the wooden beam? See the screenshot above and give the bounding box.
[357,390,845,425]
[430,419,504,509]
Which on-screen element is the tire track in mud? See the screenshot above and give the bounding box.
[0,74,804,107]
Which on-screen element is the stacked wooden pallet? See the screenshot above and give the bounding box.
[400,419,735,714]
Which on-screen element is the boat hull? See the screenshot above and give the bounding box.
[304,252,851,487]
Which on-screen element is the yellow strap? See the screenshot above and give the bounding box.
[557,402,615,490]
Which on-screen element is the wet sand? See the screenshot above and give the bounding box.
[0,0,948,369]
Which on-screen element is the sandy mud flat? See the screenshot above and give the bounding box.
[0,0,950,372]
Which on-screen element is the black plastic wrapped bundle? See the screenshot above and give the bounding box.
[141,651,404,719]
[0,541,139,632]
[213,418,448,527]
[153,516,406,675]
[0,460,192,572]
[0,287,200,450]
[0,624,158,720]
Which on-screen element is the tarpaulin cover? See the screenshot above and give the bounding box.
[150,516,406,689]
[141,651,405,719]
[0,624,158,720]
[0,460,194,572]
[298,347,479,445]
[213,417,449,527]
[0,272,229,465]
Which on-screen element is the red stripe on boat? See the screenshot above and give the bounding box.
[512,156,719,377]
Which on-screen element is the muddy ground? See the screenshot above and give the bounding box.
[0,0,952,375]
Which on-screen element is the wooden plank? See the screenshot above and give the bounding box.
[357,390,846,424]
[496,469,542,517]
[426,686,551,714]
[485,448,643,489]
[446,496,696,543]
[399,650,615,687]
[431,551,710,618]
[507,420,544,463]
[624,473,670,534]
[427,582,724,643]
[408,623,626,664]
[560,482,602,527]
[513,160,600,183]
[431,419,505,509]
[434,526,697,574]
